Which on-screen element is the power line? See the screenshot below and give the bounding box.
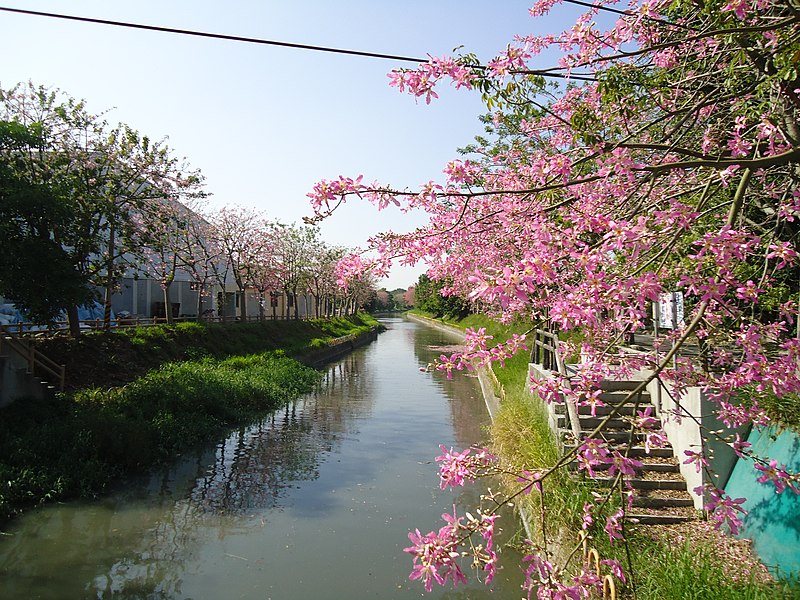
[0,5,592,81]
[0,5,429,64]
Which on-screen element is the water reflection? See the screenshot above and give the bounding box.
[0,317,523,599]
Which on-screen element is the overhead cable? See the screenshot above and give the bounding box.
[0,6,429,63]
[0,5,593,80]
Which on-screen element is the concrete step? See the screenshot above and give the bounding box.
[568,462,680,477]
[554,400,652,417]
[593,477,687,490]
[627,512,697,525]
[563,444,675,459]
[557,415,662,431]
[593,390,651,402]
[562,430,645,444]
[599,380,647,392]
[557,416,629,430]
[633,495,694,508]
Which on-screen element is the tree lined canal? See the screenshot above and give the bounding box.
[0,317,524,599]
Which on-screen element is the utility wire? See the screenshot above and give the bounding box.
[0,5,593,81]
[0,5,429,63]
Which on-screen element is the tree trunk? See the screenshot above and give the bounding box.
[218,291,227,323]
[239,288,247,321]
[196,283,204,320]
[163,283,173,324]
[67,304,81,338]
[103,216,116,331]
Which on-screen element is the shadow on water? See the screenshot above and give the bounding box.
[0,317,525,599]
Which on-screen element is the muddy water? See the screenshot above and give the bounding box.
[0,317,524,599]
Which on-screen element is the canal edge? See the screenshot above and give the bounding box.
[406,313,535,540]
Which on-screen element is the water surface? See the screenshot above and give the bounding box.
[0,317,524,598]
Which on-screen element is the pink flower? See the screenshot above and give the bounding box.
[404,526,466,592]
[721,0,750,19]
[683,449,709,473]
[697,485,747,534]
[604,509,625,542]
[576,438,611,477]
[731,434,752,458]
[601,559,627,583]
[608,452,643,478]
[754,459,798,494]
[581,502,593,530]
[517,470,544,495]
[435,445,495,489]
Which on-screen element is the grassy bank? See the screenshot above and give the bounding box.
[410,310,799,598]
[38,315,380,391]
[0,315,380,525]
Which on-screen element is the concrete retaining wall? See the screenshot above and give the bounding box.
[0,353,55,407]
[298,328,380,368]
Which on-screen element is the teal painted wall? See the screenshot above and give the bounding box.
[724,425,800,579]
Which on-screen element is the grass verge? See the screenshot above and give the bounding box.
[411,311,800,598]
[0,314,380,526]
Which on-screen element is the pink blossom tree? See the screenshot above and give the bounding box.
[210,206,270,321]
[135,194,206,324]
[308,0,800,594]
[403,286,416,308]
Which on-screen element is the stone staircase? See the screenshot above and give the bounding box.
[557,380,697,525]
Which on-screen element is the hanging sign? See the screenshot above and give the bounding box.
[658,291,684,329]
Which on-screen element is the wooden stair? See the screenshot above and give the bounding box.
[0,334,64,406]
[556,384,698,526]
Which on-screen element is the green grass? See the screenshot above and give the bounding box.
[412,311,800,598]
[0,352,320,524]
[0,314,380,526]
[35,314,380,391]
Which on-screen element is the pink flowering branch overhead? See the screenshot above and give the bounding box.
[307,0,800,594]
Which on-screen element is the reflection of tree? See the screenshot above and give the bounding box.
[92,348,379,595]
[408,319,490,447]
[0,345,380,599]
[188,349,375,516]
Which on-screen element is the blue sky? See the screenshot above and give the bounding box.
[0,1,570,289]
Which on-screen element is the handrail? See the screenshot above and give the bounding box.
[0,334,65,392]
[530,328,565,375]
[531,327,582,442]
[0,313,323,337]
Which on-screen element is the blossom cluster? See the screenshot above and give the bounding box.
[308,0,800,593]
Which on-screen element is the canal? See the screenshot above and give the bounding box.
[0,317,525,599]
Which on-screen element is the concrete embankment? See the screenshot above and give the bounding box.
[298,328,380,368]
[406,313,533,538]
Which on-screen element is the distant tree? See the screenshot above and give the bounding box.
[371,289,393,312]
[0,120,94,324]
[211,206,268,321]
[403,286,415,308]
[136,196,205,323]
[271,223,320,319]
[414,274,470,319]
[307,245,346,318]
[0,83,204,334]
[174,207,220,318]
